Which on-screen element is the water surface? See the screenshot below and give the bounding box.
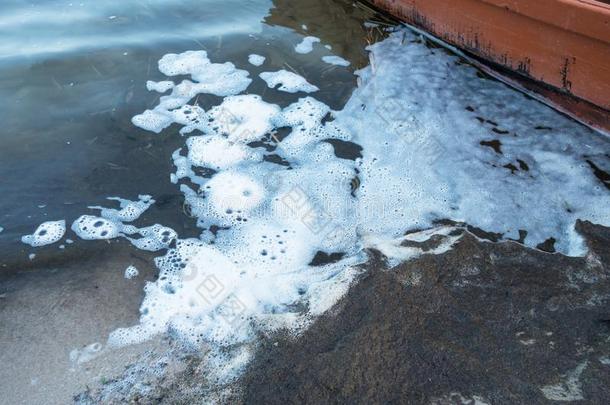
[0,1,388,403]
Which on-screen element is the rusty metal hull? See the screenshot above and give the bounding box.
[370,0,610,133]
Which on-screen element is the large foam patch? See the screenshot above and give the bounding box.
[67,29,609,383]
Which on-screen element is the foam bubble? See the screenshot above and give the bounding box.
[72,195,177,252]
[146,80,174,93]
[187,135,261,170]
[248,54,265,66]
[259,70,319,93]
[340,29,610,255]
[124,265,139,279]
[71,215,121,240]
[89,195,154,223]
[322,55,350,67]
[21,220,66,247]
[69,342,103,365]
[131,109,174,134]
[294,36,320,54]
[158,50,251,96]
[204,94,280,142]
[132,50,251,134]
[205,171,266,225]
[126,224,177,252]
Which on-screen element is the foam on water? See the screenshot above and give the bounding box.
[71,215,123,240]
[21,220,66,247]
[157,51,251,95]
[72,28,608,382]
[338,30,610,255]
[259,70,319,93]
[187,135,262,170]
[132,50,252,134]
[322,55,350,67]
[146,80,174,93]
[126,224,177,252]
[294,36,320,54]
[248,54,266,66]
[89,195,154,223]
[204,94,281,141]
[124,265,139,279]
[72,195,176,251]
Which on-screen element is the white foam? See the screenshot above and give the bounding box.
[322,55,350,66]
[69,342,104,365]
[21,220,66,247]
[132,50,251,134]
[146,80,174,93]
[72,195,176,252]
[363,226,463,266]
[294,36,320,54]
[131,109,174,134]
[339,29,610,255]
[124,265,139,279]
[158,50,251,96]
[107,27,609,380]
[259,70,318,93]
[208,172,266,224]
[541,361,588,401]
[126,224,177,252]
[71,215,122,240]
[159,51,252,97]
[247,54,265,66]
[204,94,281,142]
[187,135,261,170]
[89,195,154,223]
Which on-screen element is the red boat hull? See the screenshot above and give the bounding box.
[370,0,610,134]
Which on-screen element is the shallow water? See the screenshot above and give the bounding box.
[0,0,380,267]
[0,0,389,402]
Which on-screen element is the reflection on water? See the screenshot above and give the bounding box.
[0,0,271,61]
[266,0,393,68]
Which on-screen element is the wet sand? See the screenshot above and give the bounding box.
[0,240,162,404]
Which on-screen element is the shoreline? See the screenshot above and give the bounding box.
[77,220,610,403]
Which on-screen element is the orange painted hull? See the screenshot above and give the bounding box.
[369,0,610,134]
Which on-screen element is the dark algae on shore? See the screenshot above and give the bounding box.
[77,221,610,404]
[240,221,610,404]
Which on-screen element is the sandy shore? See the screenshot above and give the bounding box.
[0,240,162,404]
[75,221,610,404]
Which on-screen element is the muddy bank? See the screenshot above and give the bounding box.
[240,220,610,404]
[78,221,610,404]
